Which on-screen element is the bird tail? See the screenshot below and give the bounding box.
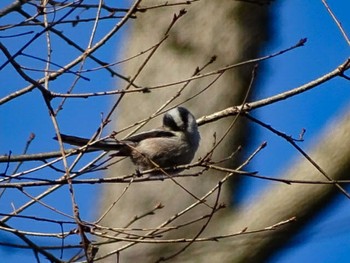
[54,134,123,151]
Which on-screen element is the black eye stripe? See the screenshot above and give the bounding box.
[164,114,181,131]
[163,107,190,131]
[177,107,189,129]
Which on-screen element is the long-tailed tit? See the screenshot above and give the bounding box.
[55,107,200,173]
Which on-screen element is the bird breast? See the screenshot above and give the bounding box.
[130,136,195,171]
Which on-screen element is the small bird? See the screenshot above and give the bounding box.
[55,107,200,174]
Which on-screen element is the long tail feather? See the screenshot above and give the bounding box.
[54,134,123,151]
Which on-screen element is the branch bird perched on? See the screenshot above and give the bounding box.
[55,107,200,174]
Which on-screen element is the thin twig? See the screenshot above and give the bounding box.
[244,114,350,199]
[321,0,350,46]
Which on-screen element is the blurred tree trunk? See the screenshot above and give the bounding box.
[98,1,271,262]
[198,107,350,262]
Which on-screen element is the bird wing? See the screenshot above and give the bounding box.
[124,129,176,143]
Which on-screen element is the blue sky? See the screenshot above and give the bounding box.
[0,0,350,262]
[247,1,350,262]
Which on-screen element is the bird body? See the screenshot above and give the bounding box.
[56,107,200,173]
